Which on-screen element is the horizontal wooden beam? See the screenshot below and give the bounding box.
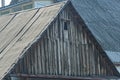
[10,74,104,80]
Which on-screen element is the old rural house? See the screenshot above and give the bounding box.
[0,0,120,80]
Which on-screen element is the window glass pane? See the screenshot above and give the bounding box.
[1,11,10,15]
[23,4,33,10]
[64,22,68,30]
[12,6,22,12]
[34,1,53,8]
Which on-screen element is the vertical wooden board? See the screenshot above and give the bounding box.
[53,21,58,75]
[29,48,32,74]
[46,28,50,74]
[84,33,87,75]
[45,37,49,74]
[70,42,73,76]
[26,51,29,74]
[57,38,61,75]
[52,23,56,75]
[39,41,43,74]
[55,17,61,74]
[67,42,71,76]
[87,36,90,75]
[39,40,43,74]
[74,21,78,76]
[64,41,69,76]
[92,46,95,75]
[86,36,89,75]
[49,27,53,75]
[58,13,63,74]
[83,31,88,75]
[54,39,58,75]
[31,47,34,74]
[81,29,86,76]
[41,39,45,74]
[88,40,92,75]
[22,56,25,73]
[34,44,38,74]
[37,42,42,74]
[78,25,83,76]
[61,38,64,75]
[48,37,52,74]
[23,56,27,73]
[70,21,74,76]
[99,53,102,75]
[27,50,31,74]
[76,24,80,76]
[59,12,64,75]
[51,33,54,75]
[78,38,81,76]
[97,51,101,75]
[95,47,99,75]
[43,37,47,74]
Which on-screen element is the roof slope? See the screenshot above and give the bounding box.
[71,0,120,52]
[0,1,66,79]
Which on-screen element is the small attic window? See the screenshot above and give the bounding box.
[63,21,70,40]
[64,21,68,30]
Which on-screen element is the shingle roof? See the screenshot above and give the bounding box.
[0,1,66,79]
[71,0,120,52]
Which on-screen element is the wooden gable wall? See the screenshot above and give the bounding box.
[4,3,119,80]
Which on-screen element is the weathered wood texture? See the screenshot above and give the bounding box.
[10,4,115,78]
